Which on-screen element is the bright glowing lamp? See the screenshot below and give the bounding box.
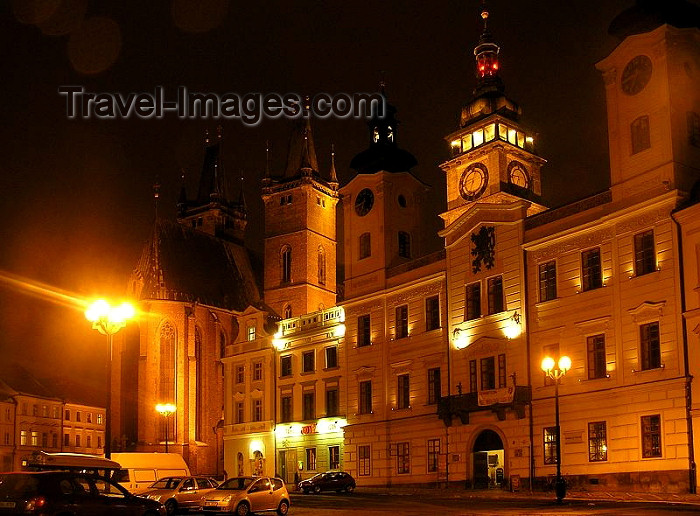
[541,356,555,373]
[558,356,572,373]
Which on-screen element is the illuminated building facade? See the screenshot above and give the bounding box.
[118,0,700,492]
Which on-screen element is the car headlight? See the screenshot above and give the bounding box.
[221,495,232,503]
[149,494,162,502]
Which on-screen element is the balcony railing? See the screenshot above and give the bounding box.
[437,386,531,426]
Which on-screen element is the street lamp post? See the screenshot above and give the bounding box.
[155,403,176,453]
[541,355,571,504]
[85,299,135,459]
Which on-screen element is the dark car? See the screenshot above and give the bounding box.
[0,471,166,515]
[298,471,355,494]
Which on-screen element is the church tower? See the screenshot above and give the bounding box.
[440,8,546,229]
[341,89,426,300]
[262,114,339,318]
[177,128,248,243]
[595,0,700,202]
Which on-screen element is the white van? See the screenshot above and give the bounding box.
[111,452,190,492]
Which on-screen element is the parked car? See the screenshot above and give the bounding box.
[136,476,219,515]
[0,471,166,515]
[298,471,355,494]
[202,476,289,515]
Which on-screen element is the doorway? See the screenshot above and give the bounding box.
[472,429,504,489]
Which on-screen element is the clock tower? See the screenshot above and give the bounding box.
[439,7,546,229]
[596,0,700,202]
[341,91,428,300]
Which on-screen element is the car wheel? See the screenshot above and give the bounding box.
[164,499,178,516]
[346,485,355,493]
[313,485,321,494]
[277,500,289,515]
[236,501,250,516]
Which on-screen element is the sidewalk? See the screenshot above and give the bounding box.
[355,486,700,505]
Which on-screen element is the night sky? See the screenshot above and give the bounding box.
[0,0,646,395]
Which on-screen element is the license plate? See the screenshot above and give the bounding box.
[0,502,15,508]
[205,501,218,506]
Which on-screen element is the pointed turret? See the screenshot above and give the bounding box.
[329,144,338,186]
[350,83,417,174]
[284,115,320,178]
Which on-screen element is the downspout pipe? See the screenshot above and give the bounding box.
[671,211,696,494]
[523,248,535,493]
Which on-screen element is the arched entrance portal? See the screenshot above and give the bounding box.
[472,429,504,489]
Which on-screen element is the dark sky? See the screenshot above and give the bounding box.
[0,0,647,392]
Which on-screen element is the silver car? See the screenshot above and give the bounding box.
[137,476,219,515]
[202,477,289,515]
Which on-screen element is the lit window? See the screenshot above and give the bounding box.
[484,123,496,142]
[581,248,602,291]
[497,123,508,141]
[306,448,317,470]
[472,129,484,147]
[97,414,103,425]
[508,128,517,144]
[588,421,607,462]
[640,322,661,370]
[20,430,27,446]
[247,324,256,341]
[329,445,340,470]
[642,414,662,458]
[42,405,48,417]
[543,427,558,464]
[462,134,473,151]
[517,132,525,148]
[587,334,606,379]
[634,230,655,276]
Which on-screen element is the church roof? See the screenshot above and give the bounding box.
[132,219,260,312]
[609,0,700,39]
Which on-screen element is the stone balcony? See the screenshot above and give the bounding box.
[437,386,531,426]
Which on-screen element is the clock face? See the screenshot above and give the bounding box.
[459,163,488,201]
[355,188,374,216]
[621,55,652,96]
[508,162,529,188]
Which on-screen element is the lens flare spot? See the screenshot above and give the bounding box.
[67,16,122,75]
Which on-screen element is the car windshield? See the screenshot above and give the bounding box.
[217,477,255,491]
[149,477,182,489]
[0,474,39,497]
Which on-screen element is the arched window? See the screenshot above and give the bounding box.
[281,246,292,284]
[159,322,176,440]
[359,233,371,259]
[631,115,650,154]
[318,246,326,285]
[195,327,203,441]
[398,231,411,259]
[284,305,292,319]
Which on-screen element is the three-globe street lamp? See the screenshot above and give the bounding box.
[155,403,176,453]
[541,355,571,504]
[85,299,135,459]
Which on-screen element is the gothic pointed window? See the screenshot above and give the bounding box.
[398,232,411,259]
[159,322,176,440]
[284,304,292,319]
[318,246,326,285]
[195,327,203,441]
[281,246,292,284]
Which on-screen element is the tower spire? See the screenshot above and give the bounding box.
[329,144,338,185]
[473,0,503,96]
